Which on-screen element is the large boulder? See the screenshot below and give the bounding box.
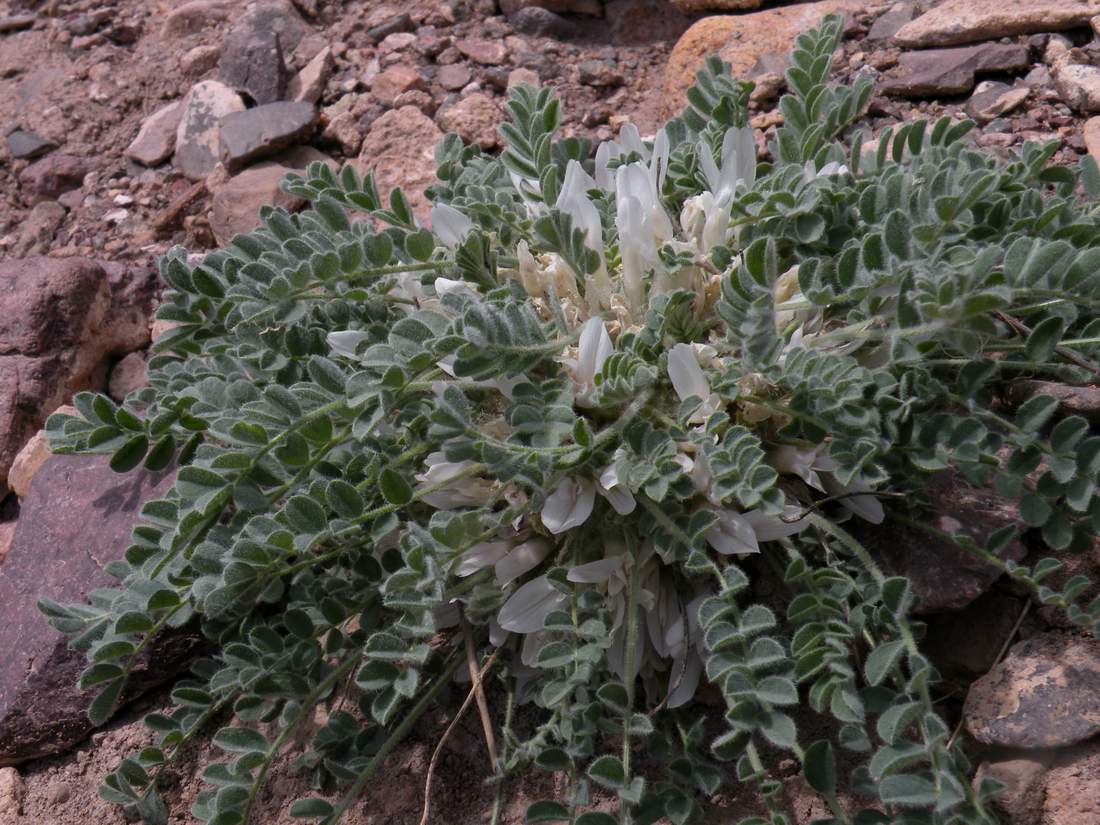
[893,0,1100,49]
[0,454,204,765]
[662,0,865,117]
[355,105,442,223]
[0,258,158,493]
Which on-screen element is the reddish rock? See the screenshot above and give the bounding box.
[435,92,503,150]
[287,45,332,104]
[370,64,425,106]
[161,0,233,37]
[107,352,148,402]
[438,63,472,91]
[355,105,442,222]
[893,0,1100,48]
[17,155,90,205]
[0,454,203,765]
[125,101,183,167]
[455,37,508,66]
[1044,739,1100,825]
[879,42,1030,98]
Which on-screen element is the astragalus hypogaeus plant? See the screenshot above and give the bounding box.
[38,15,1100,825]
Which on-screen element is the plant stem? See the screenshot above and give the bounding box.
[620,529,642,825]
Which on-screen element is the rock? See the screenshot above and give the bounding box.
[749,71,785,105]
[0,767,23,820]
[217,101,317,171]
[0,454,205,765]
[0,14,35,33]
[355,105,442,222]
[879,42,1030,98]
[107,352,147,402]
[923,592,1026,681]
[379,31,416,56]
[181,44,221,77]
[1044,740,1100,825]
[669,0,760,11]
[663,0,864,117]
[209,146,330,245]
[1053,60,1100,114]
[371,64,426,105]
[218,26,289,105]
[232,1,310,54]
[5,129,54,160]
[162,0,233,37]
[964,633,1100,749]
[578,59,624,87]
[366,10,412,43]
[499,0,601,13]
[507,6,576,38]
[855,469,1026,613]
[18,155,89,205]
[174,80,246,181]
[287,45,331,103]
[894,0,1100,49]
[393,88,436,115]
[867,2,915,42]
[11,201,65,258]
[435,92,502,150]
[1085,117,1100,162]
[455,38,508,66]
[0,259,157,492]
[6,408,73,500]
[438,63,472,91]
[966,81,1030,124]
[974,754,1051,825]
[0,522,14,566]
[508,67,541,89]
[1006,381,1100,424]
[125,101,183,167]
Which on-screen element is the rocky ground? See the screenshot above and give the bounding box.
[3,0,1100,823]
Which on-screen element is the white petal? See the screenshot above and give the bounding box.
[497,576,568,634]
[666,650,703,709]
[651,128,670,190]
[822,474,885,524]
[697,138,721,195]
[541,477,596,534]
[597,465,636,515]
[327,330,370,359]
[706,510,760,556]
[744,507,810,541]
[429,203,474,248]
[495,539,552,586]
[667,343,711,403]
[576,317,613,386]
[455,539,512,577]
[568,555,625,584]
[433,277,477,297]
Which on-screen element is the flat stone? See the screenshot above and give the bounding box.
[437,63,472,91]
[966,81,1030,124]
[161,0,233,37]
[894,0,1100,48]
[217,101,317,172]
[124,101,183,167]
[370,64,425,105]
[506,6,576,38]
[5,130,54,160]
[209,146,330,245]
[867,2,915,42]
[1053,59,1100,114]
[1007,380,1100,424]
[1044,740,1100,825]
[287,45,331,103]
[355,105,442,223]
[0,14,35,33]
[879,42,1030,98]
[174,80,245,180]
[964,633,1100,749]
[455,37,508,66]
[218,26,289,105]
[855,469,1026,613]
[18,155,89,205]
[0,454,204,765]
[662,0,865,117]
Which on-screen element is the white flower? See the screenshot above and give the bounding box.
[541,477,596,534]
[455,539,513,577]
[821,473,885,524]
[596,464,635,515]
[497,575,569,634]
[680,191,732,254]
[327,330,370,360]
[432,277,477,298]
[415,452,496,509]
[615,160,673,316]
[562,317,613,405]
[706,505,811,555]
[802,159,849,182]
[494,538,552,587]
[429,203,474,247]
[556,160,612,311]
[769,444,834,492]
[743,506,811,540]
[667,343,722,422]
[698,125,756,205]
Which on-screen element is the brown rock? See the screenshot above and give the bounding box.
[878,42,1030,98]
[229,0,310,53]
[174,80,246,181]
[217,101,318,172]
[355,105,442,222]
[1085,117,1100,162]
[662,0,864,117]
[1006,381,1100,424]
[0,767,23,820]
[855,469,1026,613]
[107,352,147,402]
[11,201,66,259]
[0,454,204,765]
[974,753,1051,825]
[0,521,14,566]
[499,0,601,13]
[1053,59,1100,114]
[669,0,760,11]
[1044,739,1100,825]
[161,0,232,37]
[125,101,183,167]
[867,2,915,42]
[966,81,1030,124]
[455,38,507,66]
[964,633,1100,749]
[287,45,332,103]
[18,155,89,205]
[438,63,472,91]
[180,44,221,77]
[435,92,502,150]
[894,0,1100,49]
[371,64,425,106]
[7,408,75,499]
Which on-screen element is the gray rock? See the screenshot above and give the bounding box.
[218,101,317,171]
[11,201,65,258]
[0,454,204,765]
[107,351,147,402]
[894,0,1100,48]
[975,754,1052,825]
[1006,380,1100,424]
[507,6,576,38]
[174,80,245,180]
[879,42,1030,98]
[578,59,624,87]
[366,12,412,44]
[964,633,1100,749]
[287,45,332,104]
[867,1,914,42]
[855,469,1026,613]
[125,101,183,167]
[966,81,1030,124]
[5,130,54,160]
[227,1,310,54]
[1053,59,1100,114]
[161,0,233,38]
[218,27,289,105]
